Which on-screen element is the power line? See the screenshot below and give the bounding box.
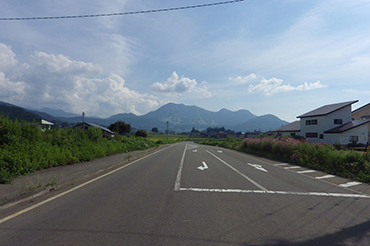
[0,0,244,21]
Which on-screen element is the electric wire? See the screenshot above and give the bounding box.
[0,0,244,21]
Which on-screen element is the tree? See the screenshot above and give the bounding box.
[108,121,131,135]
[151,127,159,133]
[135,130,147,138]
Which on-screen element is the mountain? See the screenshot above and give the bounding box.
[0,101,289,132]
[232,114,289,132]
[0,101,43,121]
[38,107,80,118]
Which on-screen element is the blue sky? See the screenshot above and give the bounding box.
[1,0,370,122]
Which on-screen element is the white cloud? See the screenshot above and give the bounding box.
[248,78,326,96]
[228,74,257,85]
[0,72,27,101]
[0,44,158,117]
[228,75,326,96]
[151,71,212,98]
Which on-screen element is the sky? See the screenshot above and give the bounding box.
[1,0,370,122]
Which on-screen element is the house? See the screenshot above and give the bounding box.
[41,119,54,131]
[273,121,300,137]
[74,122,114,138]
[352,102,370,137]
[274,100,370,146]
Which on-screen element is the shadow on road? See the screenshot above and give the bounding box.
[245,219,370,246]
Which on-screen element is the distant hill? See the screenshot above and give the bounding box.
[38,107,80,118]
[232,114,289,132]
[0,101,42,121]
[1,101,289,132]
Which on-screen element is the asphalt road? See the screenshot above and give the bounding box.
[1,142,370,245]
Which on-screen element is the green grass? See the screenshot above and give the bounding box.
[147,132,209,144]
[0,117,157,183]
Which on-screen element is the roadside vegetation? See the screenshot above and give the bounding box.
[0,117,157,183]
[147,132,206,144]
[196,136,370,183]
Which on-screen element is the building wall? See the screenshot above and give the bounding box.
[352,105,370,120]
[325,124,369,145]
[300,106,352,143]
[352,105,370,134]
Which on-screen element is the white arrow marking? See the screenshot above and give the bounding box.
[248,163,268,172]
[197,161,208,171]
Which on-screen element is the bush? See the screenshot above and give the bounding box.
[135,130,148,138]
[0,117,157,183]
[199,135,370,184]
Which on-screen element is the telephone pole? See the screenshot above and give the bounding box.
[167,121,169,141]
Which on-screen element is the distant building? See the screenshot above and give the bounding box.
[40,119,54,131]
[273,100,370,146]
[74,122,114,138]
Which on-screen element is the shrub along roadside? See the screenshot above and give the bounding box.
[0,117,157,184]
[196,137,370,183]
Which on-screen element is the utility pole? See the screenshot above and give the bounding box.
[167,121,169,141]
[82,112,85,129]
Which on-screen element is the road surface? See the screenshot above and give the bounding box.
[1,142,370,245]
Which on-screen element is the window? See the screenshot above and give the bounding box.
[290,133,296,137]
[319,134,324,139]
[334,119,343,124]
[306,119,318,125]
[349,136,358,143]
[306,132,318,138]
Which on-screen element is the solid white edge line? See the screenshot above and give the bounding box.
[206,150,268,191]
[179,188,370,199]
[0,144,174,225]
[174,143,188,191]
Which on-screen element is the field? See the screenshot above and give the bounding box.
[147,132,208,143]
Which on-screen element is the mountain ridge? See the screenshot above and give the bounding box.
[0,101,289,132]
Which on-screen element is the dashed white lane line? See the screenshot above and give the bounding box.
[206,150,268,191]
[179,188,370,199]
[284,166,301,169]
[316,175,336,180]
[339,181,362,188]
[274,163,288,166]
[297,170,316,174]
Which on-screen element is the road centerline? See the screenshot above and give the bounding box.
[206,150,268,191]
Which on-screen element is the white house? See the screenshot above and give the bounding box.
[274,100,370,146]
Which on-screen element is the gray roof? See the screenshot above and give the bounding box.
[324,120,370,134]
[352,102,370,113]
[273,120,300,132]
[75,122,114,134]
[297,100,358,118]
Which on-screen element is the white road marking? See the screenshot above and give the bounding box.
[186,144,199,150]
[339,181,362,188]
[0,145,174,225]
[217,150,223,153]
[316,175,336,180]
[206,150,268,191]
[197,162,208,171]
[247,163,268,172]
[284,166,301,169]
[297,170,316,174]
[274,163,289,166]
[192,149,198,152]
[179,188,370,199]
[174,144,188,191]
